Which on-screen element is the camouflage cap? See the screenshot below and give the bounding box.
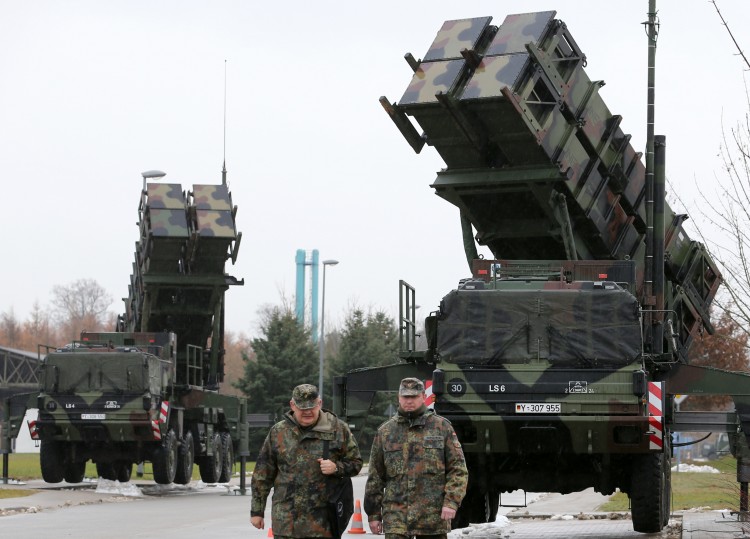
[399,377,425,396]
[292,384,320,409]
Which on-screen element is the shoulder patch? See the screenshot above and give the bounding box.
[451,431,462,448]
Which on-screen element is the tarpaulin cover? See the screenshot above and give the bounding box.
[43,353,155,393]
[436,287,642,367]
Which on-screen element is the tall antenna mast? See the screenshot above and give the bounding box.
[643,0,662,354]
[222,59,227,185]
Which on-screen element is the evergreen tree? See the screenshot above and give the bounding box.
[330,308,400,376]
[330,307,401,457]
[235,306,318,456]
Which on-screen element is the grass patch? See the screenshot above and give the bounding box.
[599,456,740,512]
[0,488,37,499]
[0,452,255,482]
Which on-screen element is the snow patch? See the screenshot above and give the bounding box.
[449,514,512,537]
[671,463,720,473]
[95,479,143,497]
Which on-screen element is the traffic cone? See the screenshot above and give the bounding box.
[348,499,366,534]
[267,528,273,537]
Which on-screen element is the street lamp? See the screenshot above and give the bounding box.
[319,259,339,398]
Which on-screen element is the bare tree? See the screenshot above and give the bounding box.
[51,278,113,339]
[221,330,254,398]
[0,307,21,347]
[25,300,56,349]
[691,2,750,341]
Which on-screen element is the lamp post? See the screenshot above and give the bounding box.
[319,259,339,397]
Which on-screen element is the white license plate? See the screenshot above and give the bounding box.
[515,403,561,414]
[81,414,105,420]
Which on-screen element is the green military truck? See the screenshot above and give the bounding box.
[336,9,750,533]
[6,170,248,485]
[31,331,240,485]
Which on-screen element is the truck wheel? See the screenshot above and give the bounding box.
[488,489,500,522]
[63,460,86,483]
[198,432,223,484]
[453,486,492,529]
[116,461,133,482]
[40,440,65,483]
[218,432,234,483]
[152,428,178,484]
[663,455,672,528]
[96,462,117,481]
[630,451,669,533]
[174,431,195,485]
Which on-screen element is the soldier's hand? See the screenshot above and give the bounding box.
[250,516,264,529]
[368,519,383,534]
[441,506,457,521]
[317,458,337,475]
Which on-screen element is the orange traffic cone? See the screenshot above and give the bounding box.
[348,499,366,534]
[267,527,273,537]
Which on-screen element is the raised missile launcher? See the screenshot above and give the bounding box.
[17,172,248,486]
[336,11,750,533]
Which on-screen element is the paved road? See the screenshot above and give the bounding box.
[0,472,743,538]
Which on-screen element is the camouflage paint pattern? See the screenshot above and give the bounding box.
[148,208,189,237]
[192,184,232,210]
[35,342,172,459]
[461,54,527,100]
[121,177,242,379]
[383,11,721,362]
[345,9,750,532]
[399,60,465,105]
[33,334,245,471]
[146,183,185,209]
[485,11,555,55]
[8,170,246,485]
[423,17,491,62]
[364,408,468,535]
[251,410,362,538]
[195,209,236,238]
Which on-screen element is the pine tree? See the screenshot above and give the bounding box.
[329,308,401,456]
[235,306,318,455]
[330,308,400,375]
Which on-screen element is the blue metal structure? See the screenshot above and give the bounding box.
[295,249,320,342]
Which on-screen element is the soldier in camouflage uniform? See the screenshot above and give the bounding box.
[364,378,468,538]
[250,384,362,538]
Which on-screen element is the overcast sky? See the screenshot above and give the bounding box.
[2,1,748,338]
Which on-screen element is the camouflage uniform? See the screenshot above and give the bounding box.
[364,404,468,537]
[251,406,362,538]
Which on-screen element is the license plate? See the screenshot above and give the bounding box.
[515,403,561,414]
[81,414,105,420]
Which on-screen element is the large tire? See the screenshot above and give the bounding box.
[40,440,65,484]
[152,428,178,485]
[116,461,133,483]
[96,462,117,481]
[218,432,234,483]
[198,432,223,484]
[630,450,670,533]
[488,489,500,522]
[174,431,195,485]
[453,486,493,529]
[63,460,86,484]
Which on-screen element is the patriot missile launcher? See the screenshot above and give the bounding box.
[7,171,248,487]
[336,10,750,533]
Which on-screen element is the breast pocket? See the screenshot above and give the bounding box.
[422,435,445,473]
[384,442,405,477]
